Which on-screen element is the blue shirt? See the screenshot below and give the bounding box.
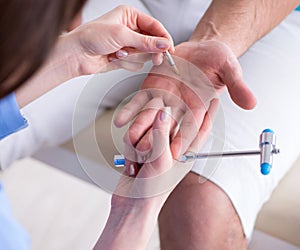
[0,93,28,140]
[0,183,30,250]
[0,94,30,249]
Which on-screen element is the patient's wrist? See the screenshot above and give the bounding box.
[189,23,246,57]
[188,3,254,57]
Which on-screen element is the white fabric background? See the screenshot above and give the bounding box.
[1,0,300,239]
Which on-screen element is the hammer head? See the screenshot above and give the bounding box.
[259,129,278,175]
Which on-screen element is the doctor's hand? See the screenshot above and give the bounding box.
[66,5,174,74]
[114,40,256,158]
[95,108,192,250]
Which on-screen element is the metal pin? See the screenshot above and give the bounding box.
[164,51,180,75]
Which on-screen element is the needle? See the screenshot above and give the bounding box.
[163,51,180,75]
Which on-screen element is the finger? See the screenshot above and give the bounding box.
[187,99,219,153]
[126,164,136,177]
[128,8,175,52]
[124,97,164,147]
[134,102,184,161]
[114,90,150,128]
[97,59,120,73]
[112,49,152,63]
[122,135,138,164]
[152,53,164,66]
[171,107,206,159]
[138,107,172,178]
[121,130,140,177]
[116,49,129,59]
[220,54,256,110]
[108,49,149,71]
[112,49,163,67]
[150,107,172,168]
[117,26,172,53]
[123,161,137,177]
[109,58,145,72]
[135,128,153,164]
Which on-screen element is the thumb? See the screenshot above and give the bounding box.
[120,27,172,53]
[221,56,257,110]
[150,107,172,168]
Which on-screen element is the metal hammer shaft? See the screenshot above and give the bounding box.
[191,149,280,159]
[192,150,261,159]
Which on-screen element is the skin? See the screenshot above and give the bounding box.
[96,102,218,249]
[114,0,300,249]
[5,1,300,249]
[1,5,181,249]
[14,5,175,108]
[94,108,173,250]
[95,107,196,250]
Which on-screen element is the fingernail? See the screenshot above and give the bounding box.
[160,107,171,122]
[158,53,164,65]
[156,40,170,49]
[129,164,135,176]
[116,50,128,58]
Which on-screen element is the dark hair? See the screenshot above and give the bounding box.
[0,0,87,98]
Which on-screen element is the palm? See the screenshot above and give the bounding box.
[115,40,256,158]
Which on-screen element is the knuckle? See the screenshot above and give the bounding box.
[127,123,146,145]
[136,138,152,153]
[143,36,154,50]
[115,5,129,12]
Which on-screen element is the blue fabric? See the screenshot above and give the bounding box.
[0,182,30,250]
[0,93,28,140]
[0,95,30,249]
[296,5,300,11]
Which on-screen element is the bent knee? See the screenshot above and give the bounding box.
[159,172,247,250]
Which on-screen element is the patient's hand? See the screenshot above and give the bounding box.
[114,40,256,158]
[113,107,174,199]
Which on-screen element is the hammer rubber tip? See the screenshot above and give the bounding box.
[261,163,271,175]
[114,155,125,167]
[262,128,274,133]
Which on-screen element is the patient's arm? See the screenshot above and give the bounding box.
[190,0,300,56]
[115,40,255,158]
[115,0,299,159]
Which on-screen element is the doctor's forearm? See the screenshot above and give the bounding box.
[14,34,82,108]
[189,0,300,56]
[94,197,163,250]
